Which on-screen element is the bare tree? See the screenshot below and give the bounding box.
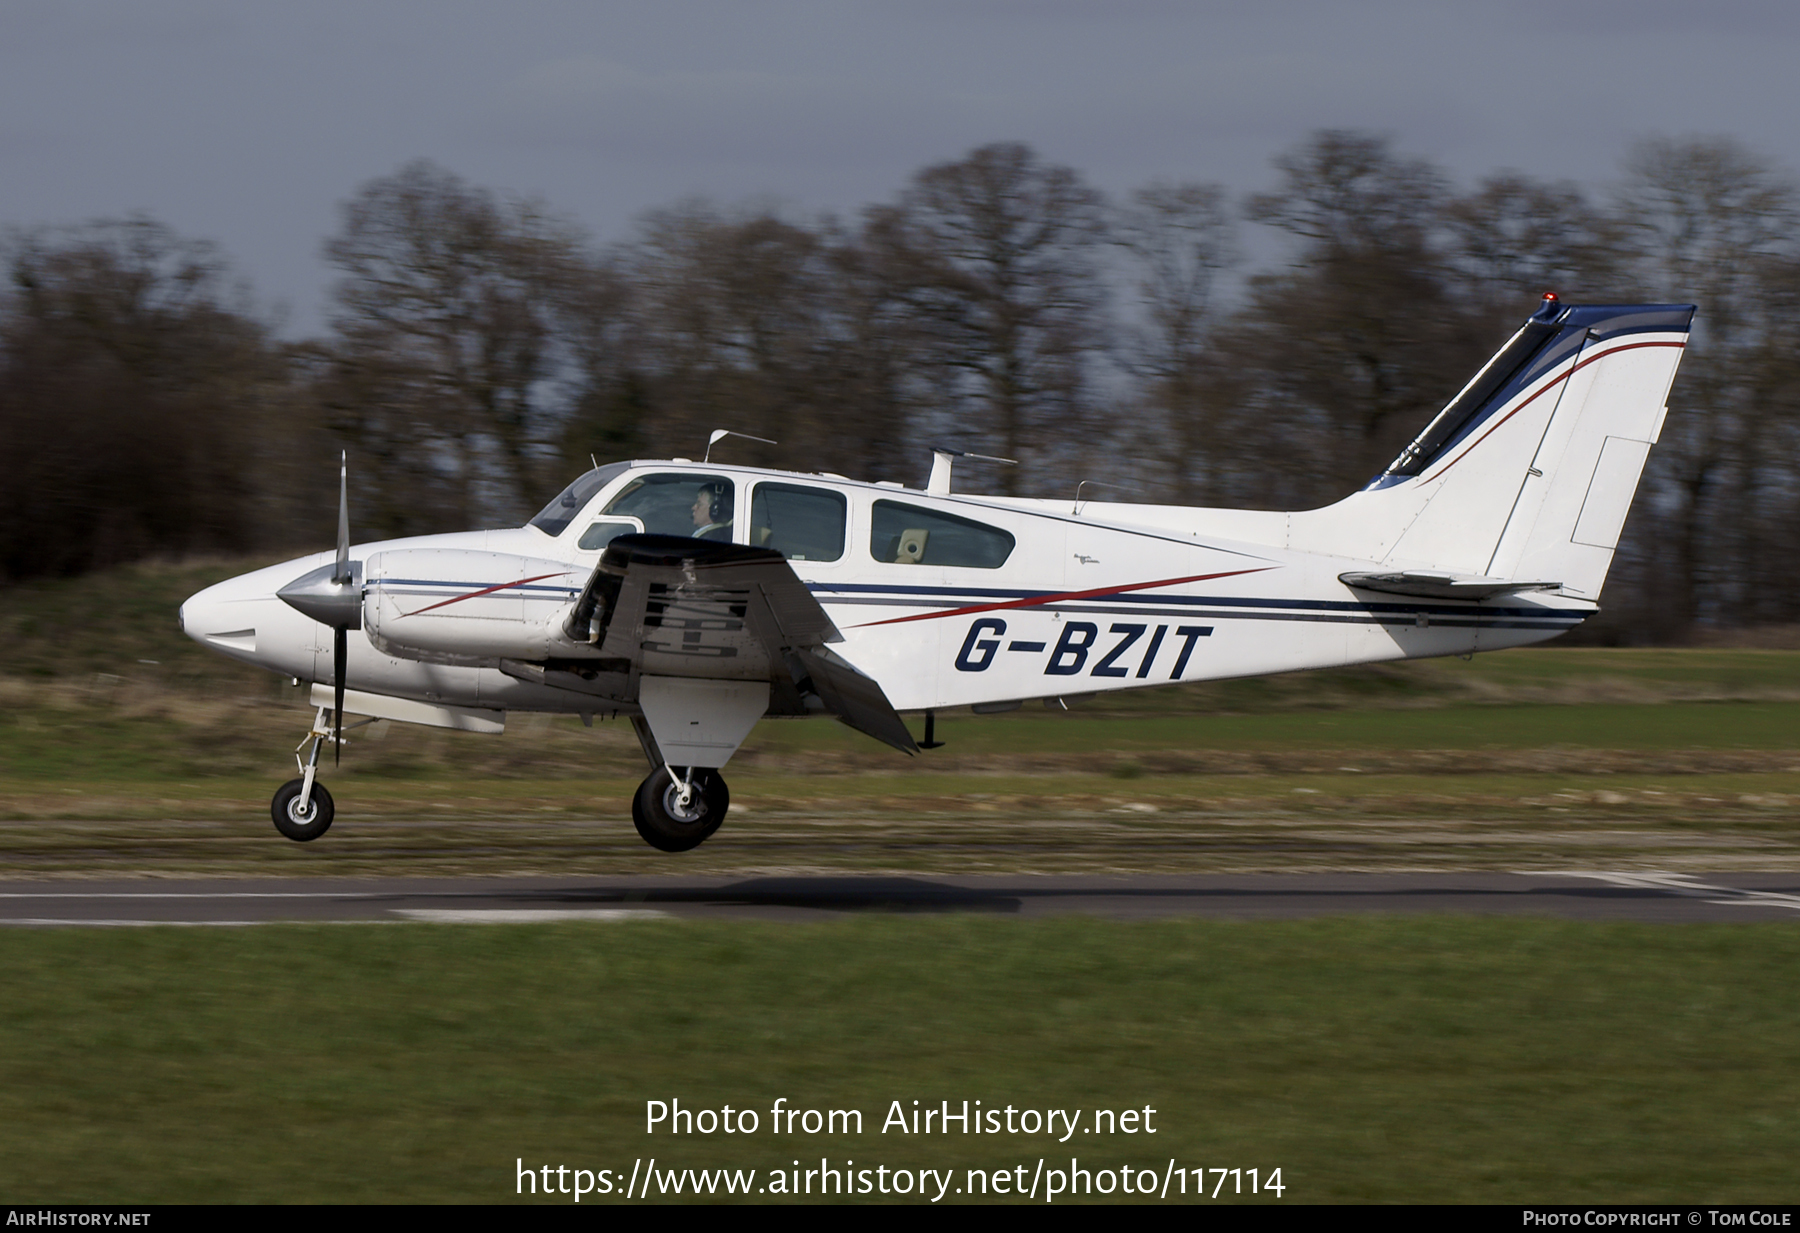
[556,253,644,472]
[1444,172,1629,317]
[1113,182,1237,504]
[863,143,1109,495]
[320,160,587,530]
[607,202,925,483]
[625,202,836,465]
[0,219,298,582]
[1238,131,1496,503]
[1754,253,1800,624]
[1614,137,1799,636]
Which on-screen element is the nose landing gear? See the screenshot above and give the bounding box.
[272,777,334,841]
[270,703,364,842]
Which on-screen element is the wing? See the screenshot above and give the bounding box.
[545,534,917,754]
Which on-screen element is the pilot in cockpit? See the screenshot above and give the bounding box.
[691,483,733,542]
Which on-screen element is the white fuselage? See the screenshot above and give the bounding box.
[180,461,1591,722]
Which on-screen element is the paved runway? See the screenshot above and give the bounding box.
[4,871,1800,925]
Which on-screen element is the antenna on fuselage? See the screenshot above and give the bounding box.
[704,429,778,463]
[1072,479,1123,515]
[926,447,1017,495]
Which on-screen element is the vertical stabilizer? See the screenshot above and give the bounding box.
[1290,298,1694,600]
[1481,307,1693,597]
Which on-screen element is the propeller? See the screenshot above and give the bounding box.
[331,454,350,763]
[276,452,362,765]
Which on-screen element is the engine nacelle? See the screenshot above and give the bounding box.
[362,548,584,662]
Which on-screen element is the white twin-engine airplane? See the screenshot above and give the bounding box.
[181,295,1694,852]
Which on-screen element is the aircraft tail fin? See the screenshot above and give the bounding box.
[1295,297,1696,601]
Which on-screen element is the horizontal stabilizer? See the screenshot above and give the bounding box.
[1339,571,1561,600]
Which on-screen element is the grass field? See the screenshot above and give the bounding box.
[4,916,1800,1204]
[4,561,1800,1204]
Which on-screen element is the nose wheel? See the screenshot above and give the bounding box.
[272,778,334,841]
[271,704,356,842]
[632,767,729,852]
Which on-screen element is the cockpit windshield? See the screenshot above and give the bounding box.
[529,463,633,536]
[600,473,735,541]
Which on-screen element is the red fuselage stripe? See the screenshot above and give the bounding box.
[400,573,568,618]
[850,567,1276,628]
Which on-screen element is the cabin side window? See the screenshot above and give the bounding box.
[750,483,847,562]
[868,500,1015,569]
[600,473,736,541]
[576,518,642,551]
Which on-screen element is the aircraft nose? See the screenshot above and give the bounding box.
[180,555,337,677]
[181,576,261,653]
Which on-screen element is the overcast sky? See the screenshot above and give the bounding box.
[4,0,1798,335]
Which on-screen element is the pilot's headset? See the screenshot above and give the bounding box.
[702,483,730,524]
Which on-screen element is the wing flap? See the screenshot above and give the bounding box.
[788,646,919,754]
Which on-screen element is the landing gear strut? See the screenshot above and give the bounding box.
[631,766,729,852]
[270,704,360,842]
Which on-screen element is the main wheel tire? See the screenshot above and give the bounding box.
[271,778,334,842]
[631,767,728,852]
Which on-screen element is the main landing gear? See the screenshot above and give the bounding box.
[632,766,730,852]
[270,703,366,842]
